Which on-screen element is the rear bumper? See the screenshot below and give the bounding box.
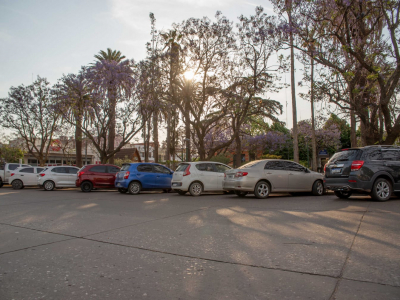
[223,180,254,192]
[324,177,372,192]
[114,180,129,189]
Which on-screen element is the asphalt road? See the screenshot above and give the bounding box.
[0,187,399,300]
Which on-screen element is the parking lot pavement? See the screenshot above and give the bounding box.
[0,187,399,300]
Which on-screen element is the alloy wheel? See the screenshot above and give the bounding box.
[376,181,390,199]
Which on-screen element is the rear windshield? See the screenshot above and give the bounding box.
[329,149,360,162]
[238,161,263,169]
[176,164,189,172]
[121,164,131,171]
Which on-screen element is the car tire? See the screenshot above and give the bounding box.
[189,182,203,196]
[163,189,172,193]
[12,180,23,190]
[43,181,55,191]
[177,190,187,195]
[128,181,141,195]
[0,180,3,188]
[312,180,324,196]
[371,178,392,202]
[254,181,270,199]
[234,191,248,198]
[80,181,93,193]
[334,191,352,199]
[118,188,128,194]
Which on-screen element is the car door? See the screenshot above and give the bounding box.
[51,167,68,186]
[17,167,36,185]
[264,161,289,191]
[89,165,108,187]
[380,149,400,191]
[136,164,156,188]
[214,164,231,190]
[153,165,172,188]
[66,167,79,186]
[195,163,218,191]
[106,166,120,188]
[286,162,312,191]
[6,164,20,181]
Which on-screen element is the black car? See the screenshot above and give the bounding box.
[324,146,400,201]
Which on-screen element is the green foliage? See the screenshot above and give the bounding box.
[325,114,351,148]
[0,145,24,163]
[209,154,231,165]
[260,154,282,159]
[114,156,133,167]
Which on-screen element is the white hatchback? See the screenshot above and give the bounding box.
[8,166,46,189]
[37,166,80,191]
[171,162,232,196]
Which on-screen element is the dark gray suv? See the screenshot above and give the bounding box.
[324,146,400,201]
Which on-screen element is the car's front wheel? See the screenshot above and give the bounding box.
[254,181,270,199]
[43,181,55,191]
[234,191,248,198]
[189,182,203,196]
[312,180,324,196]
[128,181,141,195]
[12,180,23,190]
[371,178,392,202]
[334,191,352,199]
[80,181,93,193]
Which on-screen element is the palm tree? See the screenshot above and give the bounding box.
[94,48,126,164]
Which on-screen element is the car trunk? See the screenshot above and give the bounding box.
[172,163,190,181]
[325,149,361,178]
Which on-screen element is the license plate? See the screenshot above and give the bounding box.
[117,183,121,187]
[331,168,342,174]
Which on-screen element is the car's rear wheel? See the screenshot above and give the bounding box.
[312,180,324,196]
[177,190,187,195]
[189,182,203,196]
[12,180,23,190]
[371,178,392,202]
[80,181,93,193]
[0,180,3,188]
[43,181,55,191]
[128,181,141,195]
[234,191,248,198]
[334,191,352,199]
[254,181,270,199]
[118,188,128,194]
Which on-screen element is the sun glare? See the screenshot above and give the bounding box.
[184,70,195,80]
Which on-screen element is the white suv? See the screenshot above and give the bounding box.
[8,166,45,189]
[171,162,232,196]
[37,166,80,191]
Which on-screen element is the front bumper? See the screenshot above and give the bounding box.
[324,177,371,192]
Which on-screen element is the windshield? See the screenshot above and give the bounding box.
[238,161,263,169]
[176,164,189,172]
[329,150,360,163]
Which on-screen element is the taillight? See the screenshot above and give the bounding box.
[324,164,327,173]
[183,165,191,176]
[10,173,14,177]
[78,171,85,177]
[124,171,130,179]
[40,173,46,177]
[351,160,364,171]
[235,171,248,177]
[224,173,226,178]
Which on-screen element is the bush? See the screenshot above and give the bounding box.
[260,154,282,159]
[209,154,231,165]
[114,156,133,167]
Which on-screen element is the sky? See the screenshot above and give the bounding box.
[0,0,328,138]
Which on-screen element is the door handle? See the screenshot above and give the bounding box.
[20,175,24,176]
[266,172,272,175]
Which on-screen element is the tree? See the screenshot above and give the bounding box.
[93,48,127,163]
[0,144,24,163]
[0,77,61,166]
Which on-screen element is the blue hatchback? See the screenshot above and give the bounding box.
[115,163,174,194]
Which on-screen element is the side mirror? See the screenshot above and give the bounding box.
[304,168,310,173]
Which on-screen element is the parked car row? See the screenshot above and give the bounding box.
[3,145,398,201]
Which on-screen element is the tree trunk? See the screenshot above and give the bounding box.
[75,118,83,168]
[166,112,171,165]
[288,4,299,162]
[153,112,158,163]
[108,90,116,164]
[185,99,191,162]
[360,119,367,146]
[310,56,317,171]
[234,131,242,168]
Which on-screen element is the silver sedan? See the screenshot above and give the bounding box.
[223,159,324,199]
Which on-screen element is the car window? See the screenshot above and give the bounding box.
[108,166,120,173]
[238,161,263,169]
[265,161,285,170]
[137,164,153,172]
[8,164,19,171]
[121,164,131,171]
[51,167,67,173]
[215,164,230,173]
[0,164,4,171]
[381,150,399,161]
[330,149,361,162]
[196,163,214,172]
[176,164,189,172]
[361,149,381,161]
[19,168,34,173]
[67,167,79,174]
[36,168,44,173]
[90,165,107,173]
[154,165,171,174]
[285,162,305,172]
